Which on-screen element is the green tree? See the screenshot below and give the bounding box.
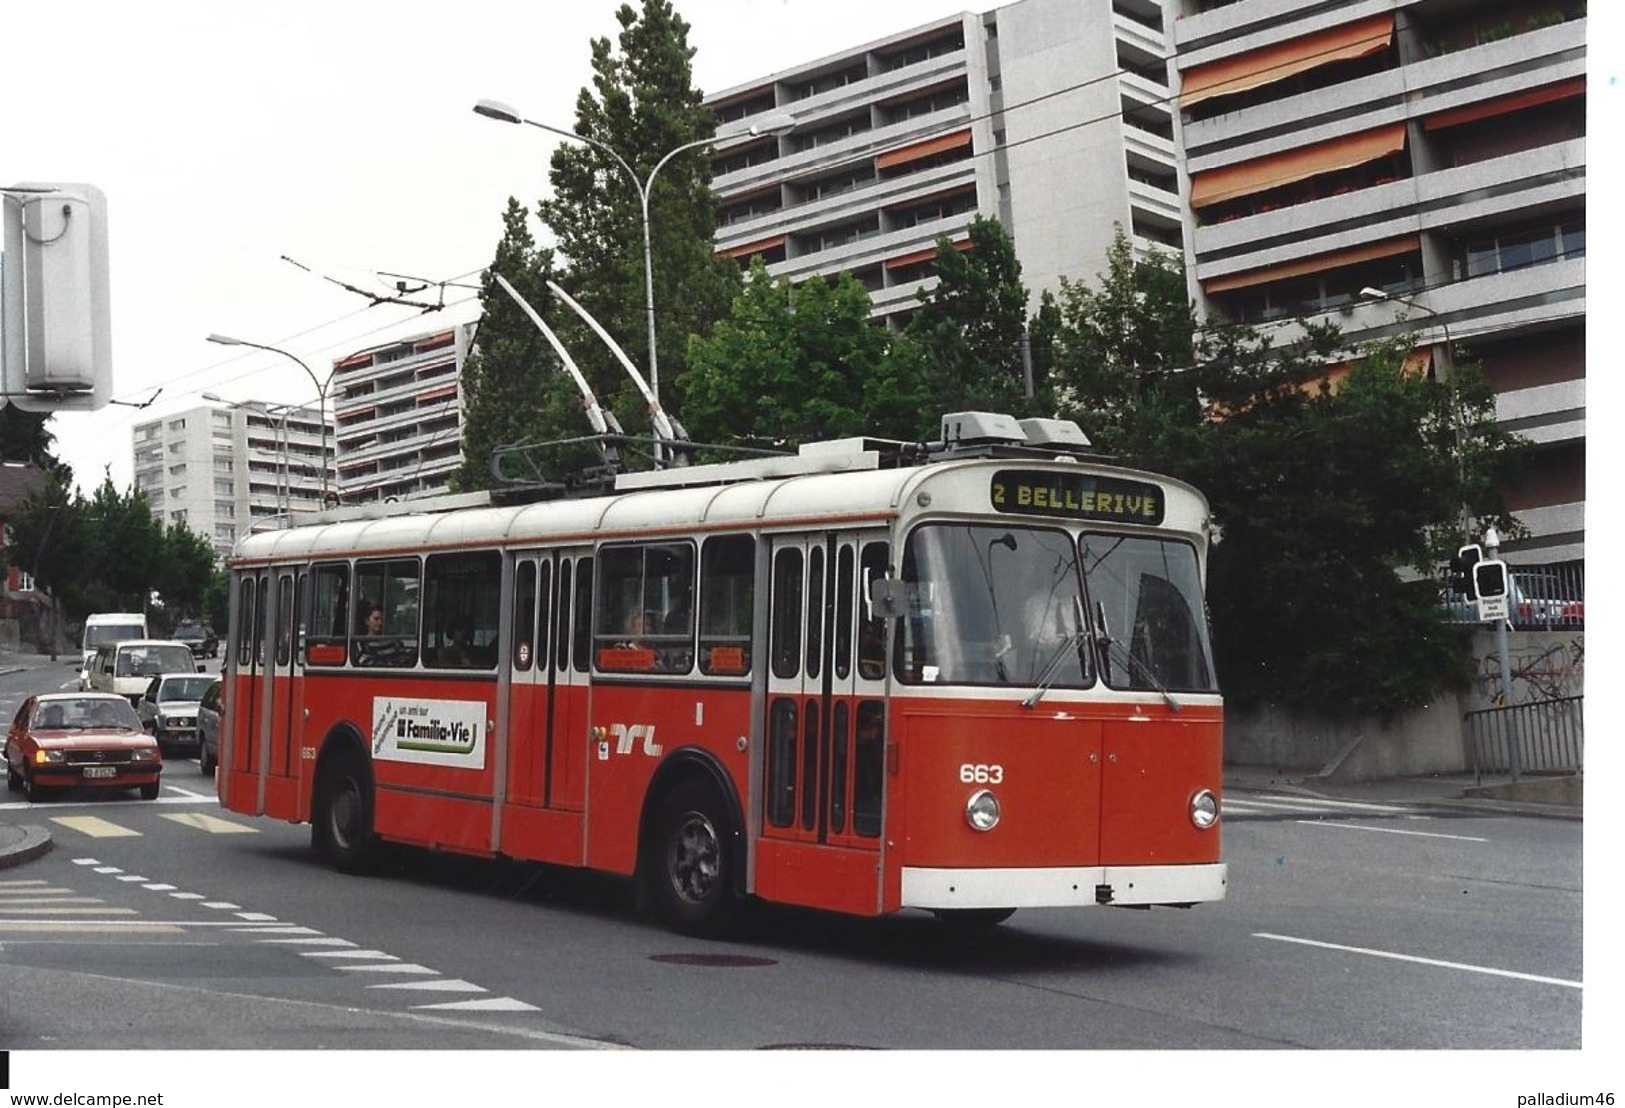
[1045,229,1525,715]
[534,0,738,446]
[452,199,576,491]
[154,524,218,621]
[1048,230,1202,466]
[680,262,899,450]
[892,216,1040,429]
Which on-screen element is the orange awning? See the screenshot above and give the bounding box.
[1191,123,1405,208]
[884,238,973,270]
[1203,235,1420,294]
[720,234,786,260]
[1423,78,1584,131]
[875,128,972,171]
[417,384,458,404]
[1180,14,1393,109]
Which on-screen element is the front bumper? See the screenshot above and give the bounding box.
[33,764,162,788]
[901,862,1228,910]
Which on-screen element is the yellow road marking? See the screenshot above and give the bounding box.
[49,816,141,838]
[160,812,257,834]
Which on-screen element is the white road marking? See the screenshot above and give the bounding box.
[1292,820,1488,843]
[414,997,541,1012]
[332,962,439,975]
[301,949,399,960]
[370,979,486,993]
[1255,932,1581,988]
[1229,793,1416,814]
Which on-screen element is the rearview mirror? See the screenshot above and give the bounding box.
[868,577,907,620]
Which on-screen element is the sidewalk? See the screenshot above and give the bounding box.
[1224,764,1582,820]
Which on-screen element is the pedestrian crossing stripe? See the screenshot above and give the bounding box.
[49,816,141,838]
[160,813,257,834]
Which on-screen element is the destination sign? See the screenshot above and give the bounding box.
[990,469,1165,524]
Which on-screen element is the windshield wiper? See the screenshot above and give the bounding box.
[1022,596,1090,709]
[1021,629,1090,709]
[1094,602,1182,713]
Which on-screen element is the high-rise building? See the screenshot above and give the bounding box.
[132,401,332,556]
[1167,0,1585,566]
[331,323,473,503]
[705,0,1181,326]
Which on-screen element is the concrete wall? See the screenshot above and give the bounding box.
[1225,628,1584,781]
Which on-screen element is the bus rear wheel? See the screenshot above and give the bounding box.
[314,753,377,873]
[648,780,740,937]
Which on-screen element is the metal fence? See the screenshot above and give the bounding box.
[1465,695,1583,783]
[1507,562,1584,631]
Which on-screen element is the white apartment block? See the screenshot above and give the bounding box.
[331,323,472,503]
[1167,0,1585,565]
[132,401,333,557]
[705,0,1181,325]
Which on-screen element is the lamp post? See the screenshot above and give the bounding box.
[473,98,794,462]
[204,392,298,518]
[206,334,332,503]
[1361,287,1469,537]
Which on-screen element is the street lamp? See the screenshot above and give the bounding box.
[206,334,333,503]
[1360,287,1470,537]
[473,97,795,462]
[204,392,299,518]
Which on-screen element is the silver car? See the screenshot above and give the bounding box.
[135,673,215,754]
[196,677,223,775]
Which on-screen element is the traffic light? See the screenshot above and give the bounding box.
[1448,544,1481,595]
[2,182,112,412]
[1472,558,1509,602]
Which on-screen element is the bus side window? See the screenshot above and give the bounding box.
[423,550,500,669]
[771,548,804,680]
[572,558,593,674]
[512,560,537,672]
[858,542,890,680]
[305,563,350,668]
[699,535,754,676]
[353,558,421,668]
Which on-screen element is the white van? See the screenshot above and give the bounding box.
[86,639,201,704]
[79,612,149,689]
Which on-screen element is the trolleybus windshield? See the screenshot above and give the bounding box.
[897,523,1217,692]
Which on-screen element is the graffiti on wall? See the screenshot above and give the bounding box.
[1476,636,1584,706]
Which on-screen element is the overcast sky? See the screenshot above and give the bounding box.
[5,0,994,493]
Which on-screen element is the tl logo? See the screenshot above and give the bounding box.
[610,723,662,758]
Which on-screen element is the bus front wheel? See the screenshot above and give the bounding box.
[648,780,740,938]
[314,753,377,873]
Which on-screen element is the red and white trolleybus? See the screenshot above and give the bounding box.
[218,412,1226,934]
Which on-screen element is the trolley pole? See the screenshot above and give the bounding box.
[1484,526,1520,782]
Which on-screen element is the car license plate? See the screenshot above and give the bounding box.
[82,766,118,779]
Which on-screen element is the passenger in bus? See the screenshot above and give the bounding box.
[356,601,384,637]
[618,610,655,651]
[440,615,477,667]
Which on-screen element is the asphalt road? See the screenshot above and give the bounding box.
[0,654,1603,1106]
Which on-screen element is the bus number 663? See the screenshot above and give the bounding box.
[959,763,1004,784]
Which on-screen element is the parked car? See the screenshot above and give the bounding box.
[5,693,162,803]
[173,622,219,659]
[196,677,222,775]
[135,673,215,754]
[86,640,203,705]
[1510,571,1584,631]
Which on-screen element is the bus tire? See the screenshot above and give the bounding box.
[932,908,1016,931]
[313,751,377,874]
[648,779,741,938]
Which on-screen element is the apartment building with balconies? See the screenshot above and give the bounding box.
[1168,0,1585,566]
[331,324,473,503]
[132,401,332,557]
[706,0,1183,326]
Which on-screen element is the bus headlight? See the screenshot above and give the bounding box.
[1190,789,1219,830]
[965,789,1001,832]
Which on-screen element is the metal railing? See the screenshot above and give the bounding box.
[1465,695,1583,783]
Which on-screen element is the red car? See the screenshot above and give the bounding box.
[5,693,162,803]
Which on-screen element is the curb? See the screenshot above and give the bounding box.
[0,824,55,869]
